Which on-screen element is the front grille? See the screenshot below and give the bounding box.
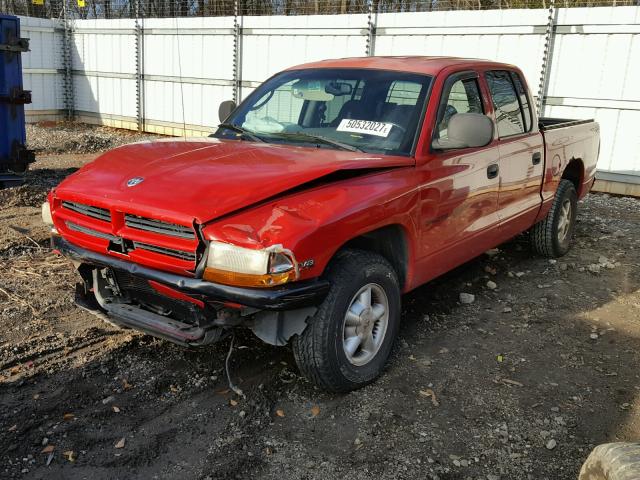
[132,241,196,262]
[66,221,120,242]
[125,214,195,239]
[59,200,198,268]
[62,201,111,222]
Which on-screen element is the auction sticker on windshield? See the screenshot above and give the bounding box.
[337,119,393,137]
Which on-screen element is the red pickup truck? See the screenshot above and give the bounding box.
[44,57,599,392]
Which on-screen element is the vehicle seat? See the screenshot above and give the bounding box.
[330,100,369,126]
[380,103,414,130]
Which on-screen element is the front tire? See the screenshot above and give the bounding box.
[292,249,401,392]
[531,179,578,257]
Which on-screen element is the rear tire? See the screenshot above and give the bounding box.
[292,249,401,392]
[530,179,578,257]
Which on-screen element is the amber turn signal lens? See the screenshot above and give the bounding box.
[203,267,296,288]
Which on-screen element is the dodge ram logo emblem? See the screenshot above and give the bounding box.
[127,177,144,187]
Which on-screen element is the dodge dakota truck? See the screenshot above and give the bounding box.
[43,57,600,392]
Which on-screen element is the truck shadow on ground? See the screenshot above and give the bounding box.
[1,191,639,479]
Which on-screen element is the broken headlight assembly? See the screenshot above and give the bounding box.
[203,241,299,288]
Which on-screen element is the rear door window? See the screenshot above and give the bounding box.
[485,71,526,137]
[509,72,533,132]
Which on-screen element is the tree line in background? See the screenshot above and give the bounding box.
[1,0,637,19]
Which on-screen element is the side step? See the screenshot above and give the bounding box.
[104,303,221,346]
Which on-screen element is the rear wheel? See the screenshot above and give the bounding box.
[531,179,578,257]
[292,249,400,392]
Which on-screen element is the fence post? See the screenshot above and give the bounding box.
[134,0,144,132]
[365,0,377,56]
[61,0,74,120]
[232,0,242,104]
[536,0,557,116]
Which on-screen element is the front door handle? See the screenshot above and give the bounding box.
[487,163,499,179]
[532,152,542,165]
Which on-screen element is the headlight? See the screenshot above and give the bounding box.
[203,241,298,288]
[42,201,54,226]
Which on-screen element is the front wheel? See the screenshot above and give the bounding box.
[292,249,401,392]
[530,179,578,257]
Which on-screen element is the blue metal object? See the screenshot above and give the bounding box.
[0,14,34,187]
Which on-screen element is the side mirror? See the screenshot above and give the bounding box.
[218,100,237,123]
[432,113,494,150]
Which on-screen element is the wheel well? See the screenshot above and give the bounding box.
[340,225,408,289]
[562,158,584,196]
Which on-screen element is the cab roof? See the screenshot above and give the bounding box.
[286,56,517,76]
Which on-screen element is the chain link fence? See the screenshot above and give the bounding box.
[2,0,639,20]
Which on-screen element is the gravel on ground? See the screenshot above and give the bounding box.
[1,123,639,480]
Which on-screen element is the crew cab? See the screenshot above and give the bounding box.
[43,57,600,392]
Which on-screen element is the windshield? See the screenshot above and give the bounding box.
[213,68,433,155]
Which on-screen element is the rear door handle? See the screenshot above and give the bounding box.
[487,163,499,179]
[532,152,542,165]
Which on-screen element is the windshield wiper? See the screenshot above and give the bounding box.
[217,123,265,143]
[275,132,363,152]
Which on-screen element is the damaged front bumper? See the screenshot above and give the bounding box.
[52,235,330,311]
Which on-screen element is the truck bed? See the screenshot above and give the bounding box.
[539,116,600,203]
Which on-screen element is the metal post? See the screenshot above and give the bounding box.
[61,0,74,120]
[536,0,557,116]
[365,0,376,56]
[232,0,242,104]
[134,0,144,132]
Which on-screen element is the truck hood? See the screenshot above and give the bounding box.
[54,138,414,224]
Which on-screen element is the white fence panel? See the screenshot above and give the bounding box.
[19,16,64,119]
[142,16,235,134]
[375,9,549,92]
[73,19,138,125]
[17,6,640,188]
[239,14,368,101]
[544,6,640,179]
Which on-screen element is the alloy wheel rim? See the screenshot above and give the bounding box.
[557,199,572,242]
[342,283,389,366]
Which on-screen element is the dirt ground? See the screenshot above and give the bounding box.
[1,124,639,480]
